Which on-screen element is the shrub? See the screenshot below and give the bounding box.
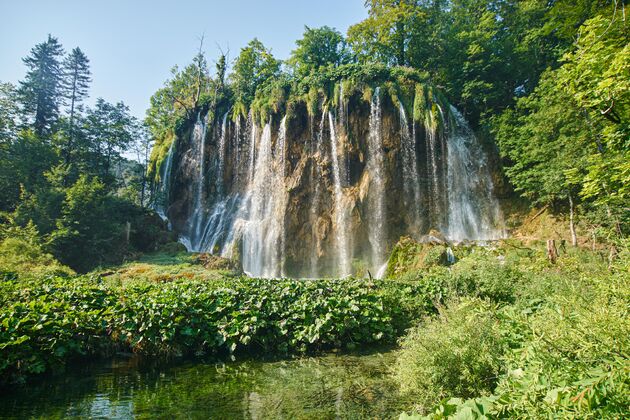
[394,299,508,413]
[0,234,74,279]
[412,249,630,419]
[447,255,524,304]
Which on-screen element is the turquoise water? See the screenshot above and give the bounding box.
[0,350,408,419]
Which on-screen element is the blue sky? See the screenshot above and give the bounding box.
[0,0,367,119]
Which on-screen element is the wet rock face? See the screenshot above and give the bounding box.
[159,89,504,278]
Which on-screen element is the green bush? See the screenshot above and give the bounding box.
[394,299,508,413]
[0,237,73,278]
[447,257,524,304]
[0,277,115,384]
[408,247,629,419]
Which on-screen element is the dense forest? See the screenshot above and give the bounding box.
[0,0,628,418]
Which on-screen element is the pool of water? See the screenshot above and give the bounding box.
[0,349,410,419]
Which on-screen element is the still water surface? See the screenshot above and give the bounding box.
[0,349,408,419]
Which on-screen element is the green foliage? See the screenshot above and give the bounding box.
[385,237,449,278]
[230,39,280,113]
[17,35,65,135]
[494,11,629,238]
[0,82,18,142]
[0,275,433,386]
[0,35,166,271]
[398,242,629,418]
[446,253,525,304]
[395,299,509,412]
[0,220,74,278]
[0,276,116,384]
[348,0,419,66]
[289,26,352,77]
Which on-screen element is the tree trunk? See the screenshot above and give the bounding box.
[568,193,577,246]
[546,239,558,264]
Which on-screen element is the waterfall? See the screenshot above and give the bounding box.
[399,103,422,230]
[309,111,327,278]
[216,112,228,195]
[234,120,288,278]
[156,140,175,221]
[194,112,235,253]
[328,111,351,277]
[276,116,288,277]
[366,88,387,275]
[246,112,257,185]
[188,112,209,250]
[339,85,350,185]
[445,106,504,241]
[424,106,442,229]
[164,83,504,279]
[233,117,241,187]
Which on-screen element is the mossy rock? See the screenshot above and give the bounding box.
[192,253,240,272]
[157,241,188,255]
[385,237,449,279]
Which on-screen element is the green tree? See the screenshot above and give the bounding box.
[348,0,420,66]
[61,47,91,162]
[494,11,629,238]
[230,39,280,109]
[48,175,115,271]
[0,82,18,141]
[84,99,136,183]
[17,35,65,136]
[289,26,352,77]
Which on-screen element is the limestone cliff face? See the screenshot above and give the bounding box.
[157,87,504,278]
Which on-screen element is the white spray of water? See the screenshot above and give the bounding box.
[309,111,327,278]
[366,88,387,275]
[156,140,175,221]
[229,119,288,278]
[399,103,422,230]
[445,106,505,241]
[328,111,351,277]
[215,112,229,195]
[189,112,209,249]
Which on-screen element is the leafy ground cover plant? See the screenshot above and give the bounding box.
[0,274,433,386]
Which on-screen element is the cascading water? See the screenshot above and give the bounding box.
[237,121,288,278]
[186,112,209,250]
[309,111,327,278]
[196,113,237,253]
[277,116,288,277]
[155,140,175,221]
[328,111,351,277]
[167,84,505,279]
[445,106,504,241]
[215,112,228,195]
[399,103,422,230]
[424,105,442,229]
[366,88,387,275]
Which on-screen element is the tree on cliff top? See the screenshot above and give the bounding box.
[289,26,352,77]
[230,39,280,110]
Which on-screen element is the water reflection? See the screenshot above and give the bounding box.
[0,350,407,419]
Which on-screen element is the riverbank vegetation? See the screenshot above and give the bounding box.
[1,239,627,417]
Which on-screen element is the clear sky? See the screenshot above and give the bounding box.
[0,0,367,119]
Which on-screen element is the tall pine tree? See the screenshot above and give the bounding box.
[18,35,65,136]
[62,47,91,161]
